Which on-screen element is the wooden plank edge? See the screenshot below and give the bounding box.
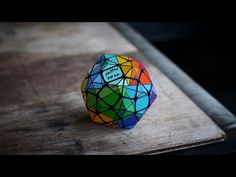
[132,134,226,155]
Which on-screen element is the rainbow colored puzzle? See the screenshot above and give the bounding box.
[81,54,157,128]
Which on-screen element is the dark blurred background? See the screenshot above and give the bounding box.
[129,22,236,115]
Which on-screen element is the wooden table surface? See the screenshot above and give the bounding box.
[0,22,225,154]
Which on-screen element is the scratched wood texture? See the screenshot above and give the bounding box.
[0,22,225,155]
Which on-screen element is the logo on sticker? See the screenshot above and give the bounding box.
[102,66,122,82]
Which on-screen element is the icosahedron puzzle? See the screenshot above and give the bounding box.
[81,54,157,128]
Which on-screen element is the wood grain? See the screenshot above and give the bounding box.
[0,22,225,154]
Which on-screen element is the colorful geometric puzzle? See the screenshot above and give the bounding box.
[81,54,157,128]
